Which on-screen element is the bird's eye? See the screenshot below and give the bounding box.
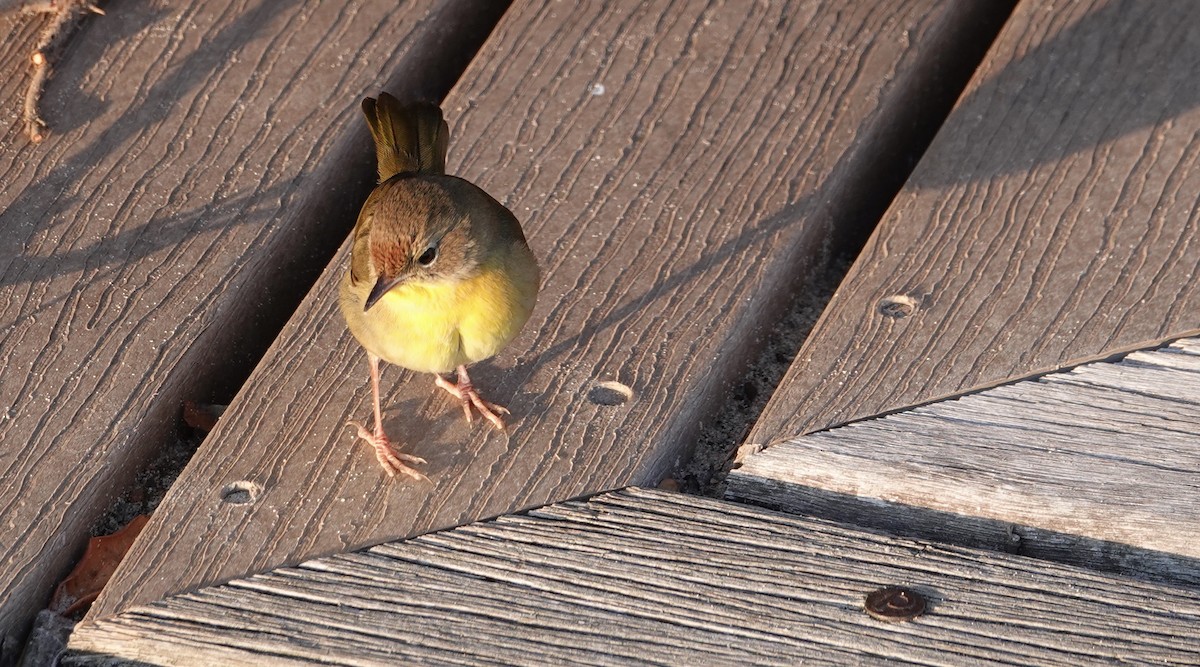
[417,245,437,266]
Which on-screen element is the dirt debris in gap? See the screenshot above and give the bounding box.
[676,253,851,498]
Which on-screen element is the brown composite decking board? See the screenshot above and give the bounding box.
[745,0,1200,448]
[728,337,1200,586]
[0,0,508,651]
[68,488,1200,666]
[88,0,1015,619]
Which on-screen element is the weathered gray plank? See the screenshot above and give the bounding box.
[68,488,1200,666]
[88,0,1017,620]
[729,337,1200,586]
[745,0,1200,448]
[0,0,507,653]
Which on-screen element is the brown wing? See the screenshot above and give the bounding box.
[348,190,378,286]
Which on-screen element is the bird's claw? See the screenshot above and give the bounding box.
[435,376,509,431]
[347,421,427,481]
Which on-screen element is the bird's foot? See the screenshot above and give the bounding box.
[347,422,427,481]
[434,374,509,431]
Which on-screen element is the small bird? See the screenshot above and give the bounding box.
[339,93,539,480]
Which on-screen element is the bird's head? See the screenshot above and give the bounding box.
[363,178,483,310]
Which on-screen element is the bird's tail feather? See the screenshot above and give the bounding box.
[361,93,449,180]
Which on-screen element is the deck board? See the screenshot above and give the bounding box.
[68,489,1200,666]
[0,0,506,651]
[88,0,1015,620]
[728,338,1200,585]
[744,0,1200,447]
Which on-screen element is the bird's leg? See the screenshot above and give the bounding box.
[348,352,427,481]
[434,365,510,431]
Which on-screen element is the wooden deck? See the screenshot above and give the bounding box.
[0,0,506,654]
[730,338,1200,586]
[67,489,1200,666]
[86,0,1011,620]
[0,0,1196,663]
[743,0,1200,445]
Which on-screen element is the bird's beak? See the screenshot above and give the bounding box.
[364,274,405,311]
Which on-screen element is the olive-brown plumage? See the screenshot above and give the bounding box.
[340,94,538,480]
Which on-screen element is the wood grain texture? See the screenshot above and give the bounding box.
[68,488,1200,666]
[88,0,1017,620]
[746,0,1200,447]
[729,338,1200,586]
[0,0,508,652]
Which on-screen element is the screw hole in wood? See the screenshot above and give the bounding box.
[588,380,633,406]
[877,294,917,319]
[220,480,262,505]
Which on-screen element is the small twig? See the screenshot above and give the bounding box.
[18,0,105,143]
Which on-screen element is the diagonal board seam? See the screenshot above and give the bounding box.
[747,330,1200,448]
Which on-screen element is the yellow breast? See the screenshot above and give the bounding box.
[340,257,537,375]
